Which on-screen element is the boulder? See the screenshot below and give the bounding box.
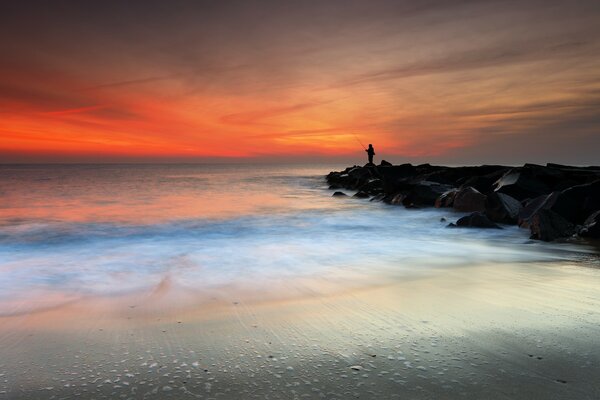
[389,193,406,205]
[453,186,487,212]
[357,179,383,195]
[551,180,600,224]
[547,163,600,171]
[458,168,509,194]
[370,193,386,202]
[454,212,501,229]
[529,209,576,242]
[485,192,522,224]
[353,191,370,198]
[402,181,454,207]
[423,165,507,186]
[346,166,374,189]
[379,164,417,193]
[379,160,392,167]
[579,210,600,238]
[435,189,458,208]
[517,180,600,226]
[326,169,353,188]
[332,191,347,197]
[518,192,560,228]
[493,167,552,201]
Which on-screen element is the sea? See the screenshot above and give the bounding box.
[0,163,594,316]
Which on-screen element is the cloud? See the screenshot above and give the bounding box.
[332,39,593,88]
[220,102,327,126]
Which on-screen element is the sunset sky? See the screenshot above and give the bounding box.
[1,0,599,164]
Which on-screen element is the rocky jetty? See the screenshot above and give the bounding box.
[327,161,600,242]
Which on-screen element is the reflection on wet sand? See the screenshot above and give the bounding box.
[1,261,599,399]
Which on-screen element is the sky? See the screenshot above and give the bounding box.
[1,0,599,164]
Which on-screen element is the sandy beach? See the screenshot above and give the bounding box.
[1,258,599,399]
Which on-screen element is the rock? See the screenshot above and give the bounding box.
[389,193,406,205]
[402,181,454,207]
[455,212,502,229]
[440,217,447,222]
[546,163,600,171]
[326,163,599,242]
[435,190,457,208]
[518,180,600,226]
[453,186,487,212]
[425,165,508,188]
[347,166,375,189]
[326,165,380,190]
[332,191,347,197]
[494,166,555,200]
[353,191,370,198]
[579,210,600,238]
[485,192,522,223]
[458,168,510,194]
[552,180,600,224]
[518,192,560,228]
[529,209,575,241]
[357,178,383,195]
[370,193,386,202]
[379,164,417,193]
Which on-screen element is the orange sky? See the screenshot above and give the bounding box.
[1,1,599,164]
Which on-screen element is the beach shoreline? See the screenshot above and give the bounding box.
[1,261,599,399]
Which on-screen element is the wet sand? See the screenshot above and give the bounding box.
[1,260,599,399]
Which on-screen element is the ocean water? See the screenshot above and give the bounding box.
[0,163,595,315]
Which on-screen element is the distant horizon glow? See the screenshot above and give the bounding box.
[1,1,599,164]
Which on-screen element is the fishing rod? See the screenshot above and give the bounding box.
[353,134,367,150]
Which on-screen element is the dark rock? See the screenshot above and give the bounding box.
[455,212,502,229]
[435,190,458,208]
[453,186,487,212]
[518,192,560,228]
[357,178,383,195]
[494,167,553,200]
[426,165,508,187]
[379,164,417,193]
[458,168,509,194]
[326,162,600,243]
[529,209,576,241]
[402,181,454,207]
[518,180,600,226]
[546,163,600,171]
[370,194,386,202]
[552,180,600,224]
[389,193,406,205]
[327,165,380,190]
[485,192,522,224]
[440,217,447,222]
[332,191,347,197]
[353,191,370,198]
[579,210,600,238]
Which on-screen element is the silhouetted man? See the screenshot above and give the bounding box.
[366,144,375,164]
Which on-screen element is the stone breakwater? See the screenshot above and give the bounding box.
[327,161,600,242]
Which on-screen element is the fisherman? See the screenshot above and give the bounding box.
[366,144,375,164]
